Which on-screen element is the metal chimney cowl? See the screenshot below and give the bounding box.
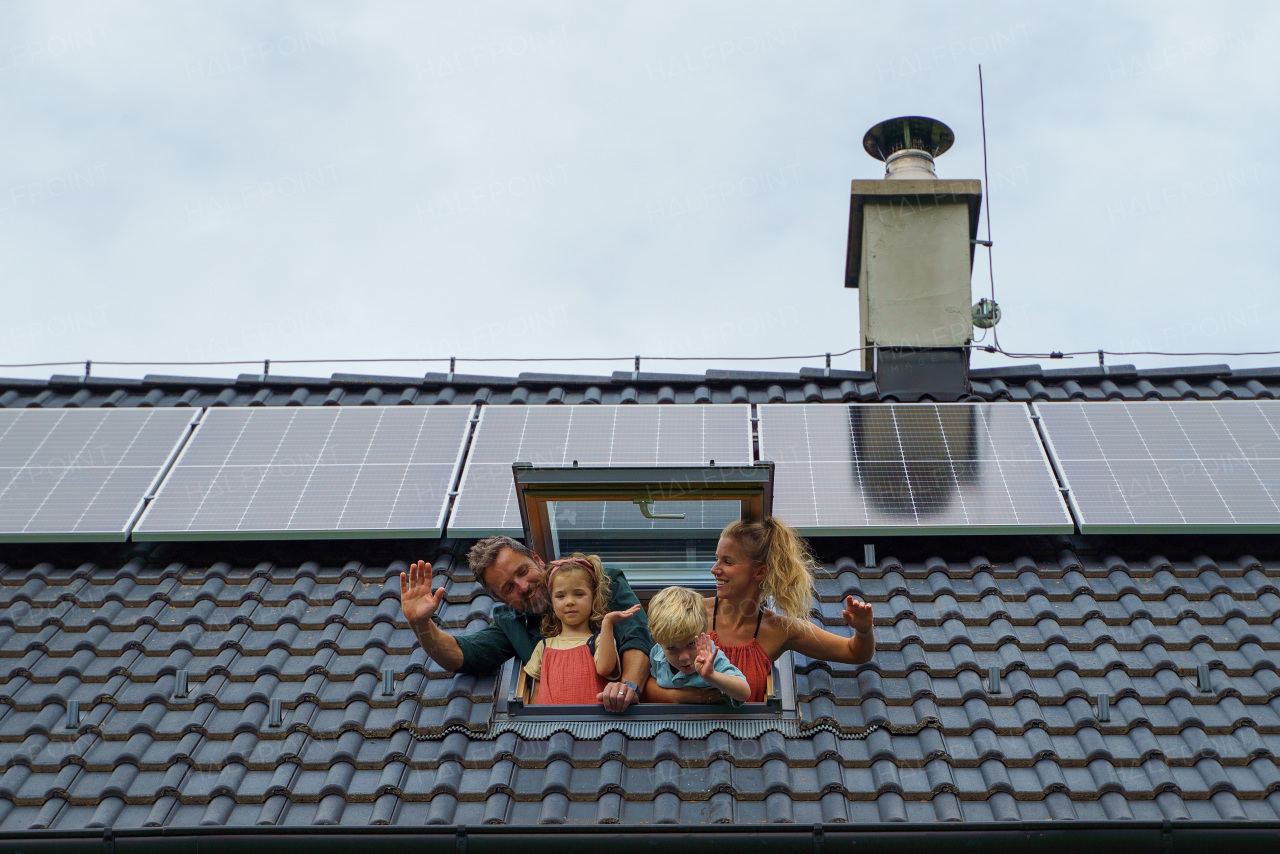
[845,116,983,401]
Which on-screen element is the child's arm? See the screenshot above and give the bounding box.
[524,640,545,680]
[694,633,751,703]
[595,603,642,677]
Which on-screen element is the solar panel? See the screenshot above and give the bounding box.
[0,409,196,542]
[133,405,472,540]
[757,403,1073,535]
[449,404,753,536]
[1036,401,1280,533]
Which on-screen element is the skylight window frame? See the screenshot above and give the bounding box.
[493,460,796,722]
[494,649,799,720]
[513,461,775,561]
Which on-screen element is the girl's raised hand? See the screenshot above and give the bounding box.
[602,603,642,625]
[842,595,873,635]
[694,632,717,679]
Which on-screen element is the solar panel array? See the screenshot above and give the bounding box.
[757,403,1073,534]
[449,405,752,536]
[0,409,196,541]
[134,406,471,540]
[1036,401,1280,533]
[12,398,1280,541]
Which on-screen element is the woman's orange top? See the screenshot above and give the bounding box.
[708,598,772,703]
[532,639,608,705]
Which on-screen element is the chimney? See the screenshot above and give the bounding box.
[844,116,983,401]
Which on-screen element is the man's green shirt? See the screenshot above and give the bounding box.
[455,567,651,676]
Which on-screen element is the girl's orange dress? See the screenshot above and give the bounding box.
[526,635,609,705]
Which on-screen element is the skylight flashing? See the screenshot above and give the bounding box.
[493,652,799,723]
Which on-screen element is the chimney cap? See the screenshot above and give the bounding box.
[863,116,954,161]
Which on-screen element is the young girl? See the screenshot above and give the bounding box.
[524,553,641,705]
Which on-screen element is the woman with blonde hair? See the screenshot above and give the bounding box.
[643,517,874,703]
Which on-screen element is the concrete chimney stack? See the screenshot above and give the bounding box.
[844,116,983,401]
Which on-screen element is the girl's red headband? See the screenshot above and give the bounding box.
[545,557,598,588]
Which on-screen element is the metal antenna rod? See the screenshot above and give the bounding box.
[978,65,995,302]
[978,64,1002,354]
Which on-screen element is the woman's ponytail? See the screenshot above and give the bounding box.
[721,517,817,620]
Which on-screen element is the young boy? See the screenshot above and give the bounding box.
[646,586,751,706]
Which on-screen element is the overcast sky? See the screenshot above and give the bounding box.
[1,3,1276,383]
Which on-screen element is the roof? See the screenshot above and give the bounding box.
[1,362,1277,409]
[2,539,1278,831]
[0,365,1278,838]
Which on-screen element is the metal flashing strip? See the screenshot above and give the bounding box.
[4,821,1279,851]
[408,719,884,741]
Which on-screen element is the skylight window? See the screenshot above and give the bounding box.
[492,461,796,721]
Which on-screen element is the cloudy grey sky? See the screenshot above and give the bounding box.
[1,3,1276,383]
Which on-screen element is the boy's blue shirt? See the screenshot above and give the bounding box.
[648,643,747,707]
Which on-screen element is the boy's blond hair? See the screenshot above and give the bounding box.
[647,586,707,646]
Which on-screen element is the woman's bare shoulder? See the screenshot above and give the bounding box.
[758,607,793,638]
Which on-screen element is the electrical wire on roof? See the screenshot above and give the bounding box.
[0,346,868,372]
[8,345,1280,375]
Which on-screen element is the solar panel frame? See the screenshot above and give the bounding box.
[133,404,474,541]
[756,402,1074,536]
[0,408,198,542]
[1035,400,1280,533]
[448,404,754,537]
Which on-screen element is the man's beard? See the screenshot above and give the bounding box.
[517,585,550,614]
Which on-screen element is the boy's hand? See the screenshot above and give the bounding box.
[693,632,717,679]
[842,595,873,635]
[602,603,642,625]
